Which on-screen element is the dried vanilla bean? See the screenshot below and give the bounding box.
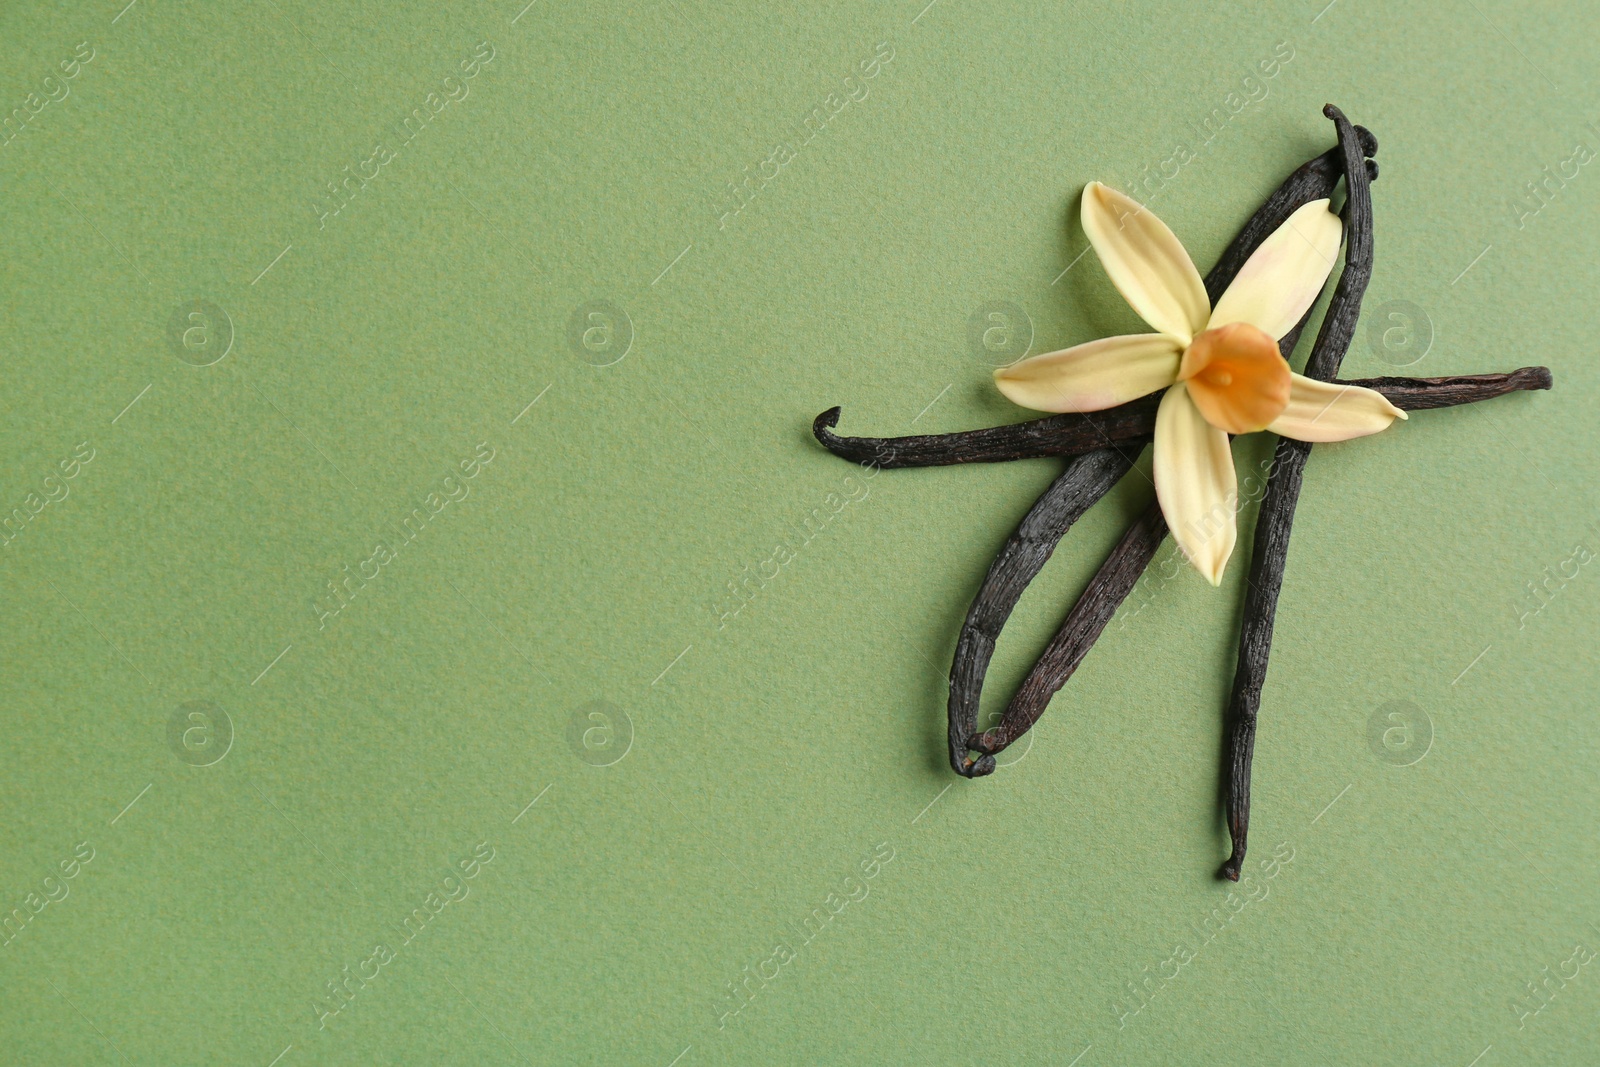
[1342,367,1552,409]
[1220,105,1372,881]
[948,444,1145,777]
[811,399,1159,468]
[817,370,1549,470]
[966,500,1169,763]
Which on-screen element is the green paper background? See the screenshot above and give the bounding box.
[2,1,1597,1063]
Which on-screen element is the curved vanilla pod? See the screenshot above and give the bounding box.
[811,399,1158,468]
[1220,105,1372,881]
[949,445,1145,777]
[966,499,1169,762]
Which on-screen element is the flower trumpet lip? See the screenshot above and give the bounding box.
[994,181,1406,585]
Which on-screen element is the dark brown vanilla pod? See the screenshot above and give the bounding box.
[967,501,1169,763]
[949,444,1145,778]
[1342,367,1553,409]
[1301,109,1374,381]
[1219,105,1373,882]
[1219,432,1309,878]
[812,400,1159,469]
[819,369,1551,472]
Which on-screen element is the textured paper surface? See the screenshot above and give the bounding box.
[2,1,1597,1063]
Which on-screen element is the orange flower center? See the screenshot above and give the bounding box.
[1177,322,1292,434]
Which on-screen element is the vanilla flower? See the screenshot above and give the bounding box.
[995,182,1406,584]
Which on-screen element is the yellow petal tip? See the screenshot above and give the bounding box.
[1198,555,1229,586]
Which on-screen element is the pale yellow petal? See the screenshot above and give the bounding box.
[1208,199,1343,340]
[1154,383,1237,586]
[993,333,1182,413]
[1267,374,1408,443]
[1081,182,1210,344]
